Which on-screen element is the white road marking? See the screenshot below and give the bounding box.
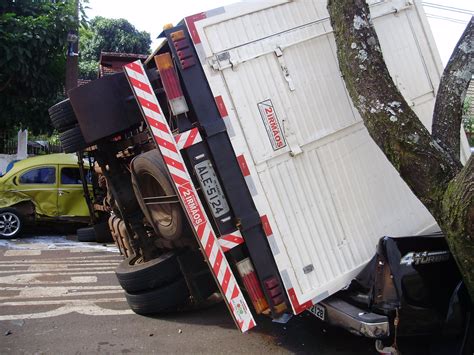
[0,269,114,280]
[0,290,124,300]
[0,302,133,321]
[4,250,41,256]
[70,247,119,253]
[0,260,121,265]
[26,265,116,272]
[0,267,116,274]
[0,274,98,284]
[0,235,131,320]
[58,255,123,260]
[1,297,126,306]
[1,285,123,291]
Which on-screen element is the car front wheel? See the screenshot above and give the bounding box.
[0,208,23,238]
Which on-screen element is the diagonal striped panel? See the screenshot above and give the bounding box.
[218,231,245,252]
[174,128,203,150]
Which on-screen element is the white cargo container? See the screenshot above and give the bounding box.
[179,0,470,313]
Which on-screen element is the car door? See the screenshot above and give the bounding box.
[16,165,59,217]
[58,165,90,217]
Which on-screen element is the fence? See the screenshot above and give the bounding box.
[0,131,62,155]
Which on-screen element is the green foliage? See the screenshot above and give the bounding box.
[0,0,76,135]
[78,59,98,80]
[80,16,151,63]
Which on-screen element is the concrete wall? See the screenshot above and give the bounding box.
[0,130,28,176]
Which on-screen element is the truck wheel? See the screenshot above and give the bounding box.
[48,99,77,132]
[94,221,114,243]
[131,150,187,242]
[115,252,181,293]
[0,208,23,238]
[59,125,87,153]
[77,226,96,242]
[124,277,190,315]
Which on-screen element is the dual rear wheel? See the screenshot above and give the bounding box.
[115,252,190,315]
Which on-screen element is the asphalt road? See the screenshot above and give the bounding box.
[0,235,442,354]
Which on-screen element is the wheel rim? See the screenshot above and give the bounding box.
[140,173,173,228]
[0,212,20,237]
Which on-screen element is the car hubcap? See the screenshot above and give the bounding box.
[0,212,20,237]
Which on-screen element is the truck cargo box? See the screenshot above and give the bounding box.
[182,0,470,313]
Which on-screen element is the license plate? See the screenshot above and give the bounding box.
[194,160,230,218]
[308,304,325,321]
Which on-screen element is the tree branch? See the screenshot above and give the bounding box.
[327,0,460,219]
[432,17,473,162]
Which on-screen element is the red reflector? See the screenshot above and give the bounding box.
[177,48,193,60]
[174,40,189,51]
[268,286,282,298]
[263,276,287,312]
[272,294,285,305]
[181,57,196,69]
[264,276,279,289]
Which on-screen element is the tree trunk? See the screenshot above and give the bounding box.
[441,156,474,298]
[327,0,474,299]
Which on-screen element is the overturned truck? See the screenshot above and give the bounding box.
[49,0,471,346]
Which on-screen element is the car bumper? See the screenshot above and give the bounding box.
[317,297,390,338]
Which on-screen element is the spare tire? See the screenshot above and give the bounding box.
[115,252,182,293]
[131,150,187,242]
[124,277,190,315]
[59,125,87,153]
[49,99,77,132]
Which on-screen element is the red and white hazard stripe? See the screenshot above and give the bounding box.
[237,154,258,197]
[218,230,245,253]
[174,128,202,150]
[215,95,235,137]
[123,60,255,332]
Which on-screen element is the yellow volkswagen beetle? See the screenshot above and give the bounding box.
[0,153,91,238]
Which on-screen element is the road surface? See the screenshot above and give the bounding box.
[0,235,437,354]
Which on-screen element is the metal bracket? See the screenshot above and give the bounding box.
[274,46,295,91]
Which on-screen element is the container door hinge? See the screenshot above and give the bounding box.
[210,51,239,71]
[282,119,302,157]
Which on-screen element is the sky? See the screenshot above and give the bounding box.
[85,0,473,66]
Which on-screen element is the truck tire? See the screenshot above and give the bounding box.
[77,226,96,242]
[48,99,77,132]
[124,277,190,315]
[131,150,187,242]
[0,208,23,238]
[115,252,181,293]
[59,125,87,153]
[94,221,114,243]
